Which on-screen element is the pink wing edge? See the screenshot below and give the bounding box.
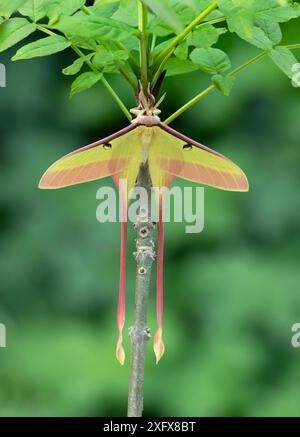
[63,124,138,157]
[158,122,234,161]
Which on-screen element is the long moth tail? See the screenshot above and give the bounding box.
[116,187,127,365]
[154,194,165,364]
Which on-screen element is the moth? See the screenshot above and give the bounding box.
[39,86,249,364]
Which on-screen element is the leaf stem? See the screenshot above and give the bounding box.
[198,16,226,27]
[80,5,91,15]
[138,0,148,90]
[285,43,300,50]
[36,24,132,121]
[164,45,300,125]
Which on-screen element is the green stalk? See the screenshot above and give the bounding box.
[286,43,300,50]
[163,85,215,125]
[80,5,91,15]
[36,24,132,121]
[198,16,226,27]
[138,0,148,90]
[154,2,218,68]
[164,45,300,125]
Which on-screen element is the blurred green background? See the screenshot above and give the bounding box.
[1,19,300,417]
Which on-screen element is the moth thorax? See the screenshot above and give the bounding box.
[132,114,160,126]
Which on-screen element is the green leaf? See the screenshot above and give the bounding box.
[0,18,36,53]
[12,35,71,60]
[165,58,199,76]
[0,0,27,19]
[189,25,227,49]
[217,0,254,38]
[172,2,195,26]
[62,57,85,76]
[148,1,196,35]
[190,47,231,74]
[174,41,188,60]
[55,15,135,42]
[254,0,300,23]
[141,0,184,34]
[67,36,98,51]
[212,74,235,96]
[182,0,213,12]
[45,0,86,24]
[256,20,282,45]
[148,17,175,37]
[240,26,273,50]
[70,71,103,97]
[152,39,170,54]
[268,46,298,79]
[86,2,120,18]
[112,0,137,27]
[92,47,129,72]
[18,0,47,22]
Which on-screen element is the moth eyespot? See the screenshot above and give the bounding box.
[183,144,192,151]
[103,142,112,150]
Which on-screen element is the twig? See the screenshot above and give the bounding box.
[127,163,155,417]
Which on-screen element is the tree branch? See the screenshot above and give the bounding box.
[127,163,155,418]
